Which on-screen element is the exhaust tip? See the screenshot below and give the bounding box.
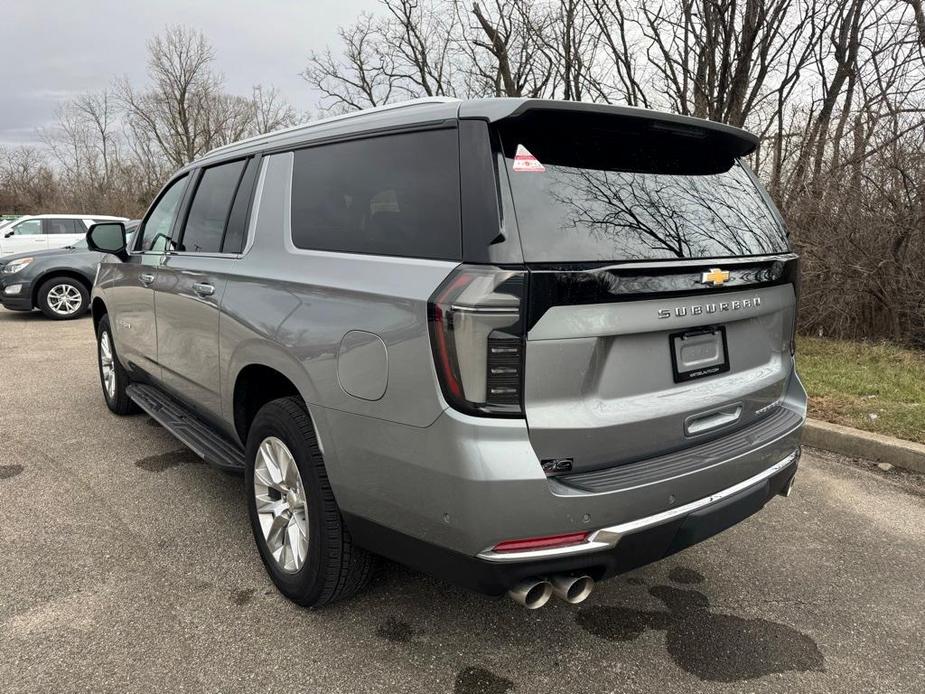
[779,474,796,498]
[550,575,594,604]
[508,579,553,609]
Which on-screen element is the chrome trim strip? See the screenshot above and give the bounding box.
[476,450,799,563]
[561,253,798,274]
[449,305,519,314]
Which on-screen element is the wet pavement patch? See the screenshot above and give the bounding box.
[577,580,824,682]
[668,566,705,584]
[135,449,203,472]
[376,617,413,643]
[577,603,671,641]
[0,464,24,479]
[454,667,514,694]
[232,588,256,606]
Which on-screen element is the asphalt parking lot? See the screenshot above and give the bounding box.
[1,308,924,693]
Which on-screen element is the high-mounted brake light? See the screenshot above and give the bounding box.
[492,532,590,554]
[428,265,527,417]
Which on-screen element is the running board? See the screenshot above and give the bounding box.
[126,383,245,472]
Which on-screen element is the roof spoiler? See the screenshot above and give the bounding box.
[460,98,758,157]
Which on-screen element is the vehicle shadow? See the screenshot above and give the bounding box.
[0,307,91,323]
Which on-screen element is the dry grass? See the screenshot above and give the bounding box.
[796,336,925,444]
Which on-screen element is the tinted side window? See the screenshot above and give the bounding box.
[290,129,461,260]
[180,159,247,253]
[44,219,81,234]
[222,157,259,254]
[139,175,188,252]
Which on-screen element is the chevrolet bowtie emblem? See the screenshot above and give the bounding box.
[700,268,730,287]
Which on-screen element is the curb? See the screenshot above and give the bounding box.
[802,418,925,475]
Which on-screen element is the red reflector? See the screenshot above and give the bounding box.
[492,531,590,553]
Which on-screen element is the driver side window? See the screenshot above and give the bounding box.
[138,175,188,252]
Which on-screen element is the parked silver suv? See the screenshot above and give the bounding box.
[87,98,805,609]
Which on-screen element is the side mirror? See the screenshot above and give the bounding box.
[3,230,13,238]
[86,222,128,261]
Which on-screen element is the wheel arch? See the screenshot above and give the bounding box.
[230,356,319,447]
[91,296,108,333]
[31,269,93,308]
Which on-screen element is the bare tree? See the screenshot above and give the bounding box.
[303,14,399,112]
[41,90,123,210]
[117,26,221,167]
[251,85,300,133]
[0,146,59,213]
[382,0,460,97]
[585,0,650,106]
[2,25,299,218]
[906,0,925,47]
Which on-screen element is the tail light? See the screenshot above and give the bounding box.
[427,265,527,417]
[491,531,590,553]
[789,259,800,356]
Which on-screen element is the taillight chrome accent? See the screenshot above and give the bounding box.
[428,265,527,417]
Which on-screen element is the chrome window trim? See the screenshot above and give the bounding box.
[476,449,799,563]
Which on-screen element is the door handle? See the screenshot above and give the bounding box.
[139,273,155,286]
[192,282,215,297]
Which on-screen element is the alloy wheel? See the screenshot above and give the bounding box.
[253,436,310,573]
[99,330,116,399]
[46,283,83,315]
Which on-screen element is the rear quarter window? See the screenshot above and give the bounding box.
[290,129,461,261]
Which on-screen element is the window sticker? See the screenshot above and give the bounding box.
[512,144,546,173]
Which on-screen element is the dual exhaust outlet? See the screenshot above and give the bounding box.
[508,575,594,609]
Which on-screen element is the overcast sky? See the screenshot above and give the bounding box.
[0,0,381,146]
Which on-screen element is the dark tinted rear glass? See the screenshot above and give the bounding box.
[290,129,461,260]
[180,159,246,253]
[222,157,258,254]
[45,218,82,234]
[497,113,788,262]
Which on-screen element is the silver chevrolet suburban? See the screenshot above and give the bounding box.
[87,98,806,609]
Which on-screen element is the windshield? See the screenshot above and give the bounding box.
[496,113,789,263]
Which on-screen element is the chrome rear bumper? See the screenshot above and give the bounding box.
[477,448,800,563]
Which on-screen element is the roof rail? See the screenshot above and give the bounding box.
[203,96,461,159]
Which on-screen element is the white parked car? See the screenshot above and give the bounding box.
[0,214,128,257]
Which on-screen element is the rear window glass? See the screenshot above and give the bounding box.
[290,129,461,260]
[497,114,789,262]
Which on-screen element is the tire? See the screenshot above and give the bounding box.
[37,277,89,320]
[246,396,375,607]
[96,314,138,415]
